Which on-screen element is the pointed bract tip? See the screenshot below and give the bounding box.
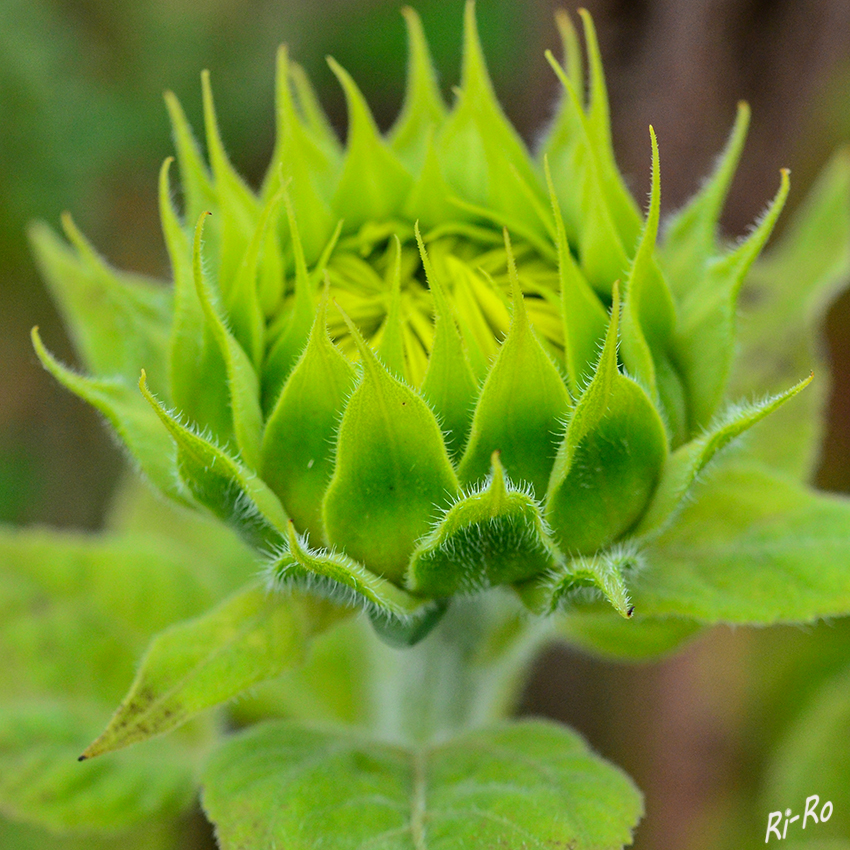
[333,299,364,347]
[414,223,446,306]
[200,69,212,95]
[77,754,88,762]
[158,157,175,192]
[192,210,211,237]
[544,49,571,89]
[461,0,490,88]
[502,228,519,285]
[325,55,383,141]
[414,222,433,272]
[325,55,345,78]
[335,302,385,377]
[400,4,426,42]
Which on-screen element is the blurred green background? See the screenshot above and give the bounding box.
[2,1,849,848]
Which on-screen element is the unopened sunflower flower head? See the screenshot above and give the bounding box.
[32,3,809,645]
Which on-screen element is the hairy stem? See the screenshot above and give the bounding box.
[366,591,554,743]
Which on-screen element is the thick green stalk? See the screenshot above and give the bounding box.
[366,592,554,743]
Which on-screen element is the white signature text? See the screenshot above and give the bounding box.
[765,795,833,843]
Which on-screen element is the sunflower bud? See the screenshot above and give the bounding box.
[32,2,809,645]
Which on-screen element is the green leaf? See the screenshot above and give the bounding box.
[619,127,685,443]
[577,9,642,252]
[730,148,850,478]
[230,617,373,727]
[545,285,668,554]
[139,371,288,549]
[518,543,637,619]
[555,9,584,95]
[225,182,284,370]
[417,229,479,456]
[191,212,264,469]
[31,330,184,501]
[545,159,608,394]
[376,236,408,378]
[634,373,813,537]
[263,46,337,265]
[0,814,183,850]
[288,58,343,172]
[440,252,501,376]
[202,718,643,850]
[538,15,586,251]
[389,7,447,172]
[457,234,571,498]
[81,584,345,758]
[269,521,447,647]
[329,57,412,230]
[408,451,561,596]
[555,610,702,661]
[160,156,232,445]
[0,524,224,835]
[163,90,216,229]
[673,169,790,431]
[544,49,630,293]
[261,193,319,410]
[0,525,221,704]
[262,295,358,540]
[104,474,256,599]
[200,69,259,292]
[0,700,195,834]
[660,101,750,300]
[636,461,850,623]
[322,312,459,585]
[28,217,172,391]
[764,666,850,841]
[436,2,545,233]
[403,134,462,229]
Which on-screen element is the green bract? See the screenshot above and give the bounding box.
[33,2,810,646]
